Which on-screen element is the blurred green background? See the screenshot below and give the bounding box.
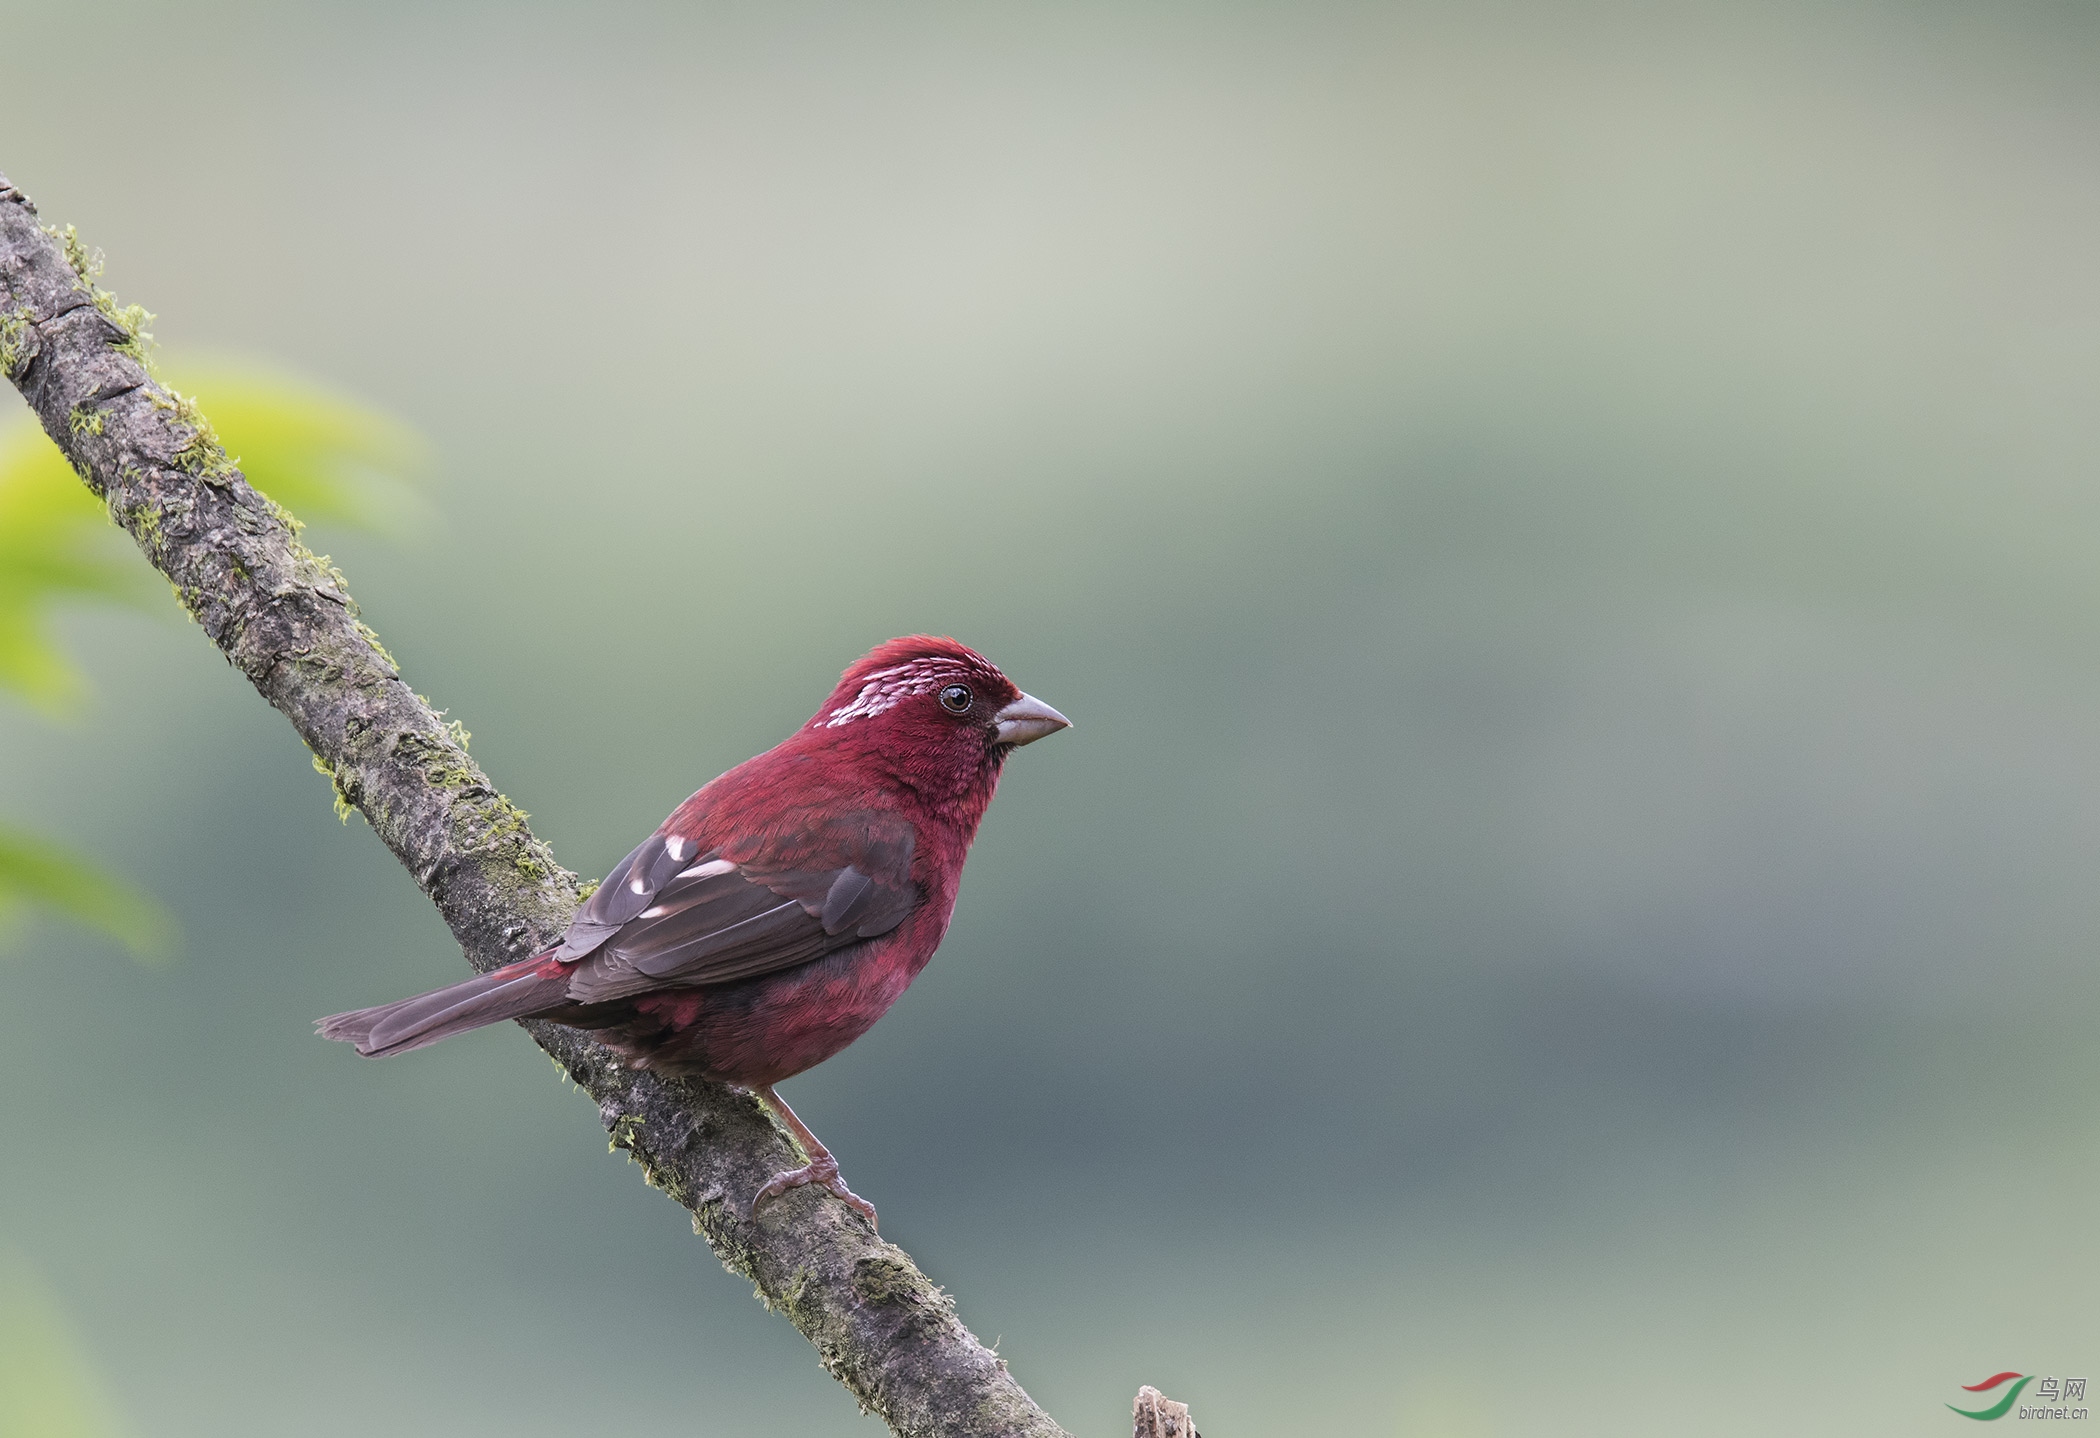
[3,2,2097,1434]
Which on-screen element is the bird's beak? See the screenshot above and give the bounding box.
[994,692,1071,747]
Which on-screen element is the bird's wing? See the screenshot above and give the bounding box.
[558,818,917,1003]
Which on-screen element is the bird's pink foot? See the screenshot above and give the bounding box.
[751,1153,878,1228]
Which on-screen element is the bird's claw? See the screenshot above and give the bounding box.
[751,1153,878,1229]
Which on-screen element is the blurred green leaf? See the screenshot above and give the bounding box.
[0,429,134,718]
[0,1254,129,1438]
[0,825,176,963]
[163,359,430,537]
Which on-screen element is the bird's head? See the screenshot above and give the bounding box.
[806,636,1070,807]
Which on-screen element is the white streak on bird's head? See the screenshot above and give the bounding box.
[822,658,966,727]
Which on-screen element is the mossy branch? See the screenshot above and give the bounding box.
[0,170,1071,1438]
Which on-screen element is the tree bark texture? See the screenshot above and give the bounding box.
[0,170,1071,1438]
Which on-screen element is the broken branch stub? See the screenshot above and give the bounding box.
[1133,1386,1200,1438]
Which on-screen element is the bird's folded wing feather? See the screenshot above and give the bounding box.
[558,817,917,1002]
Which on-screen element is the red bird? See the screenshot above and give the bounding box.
[319,636,1069,1227]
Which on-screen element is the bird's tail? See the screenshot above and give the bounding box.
[316,956,571,1058]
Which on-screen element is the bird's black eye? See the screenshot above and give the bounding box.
[939,684,974,714]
